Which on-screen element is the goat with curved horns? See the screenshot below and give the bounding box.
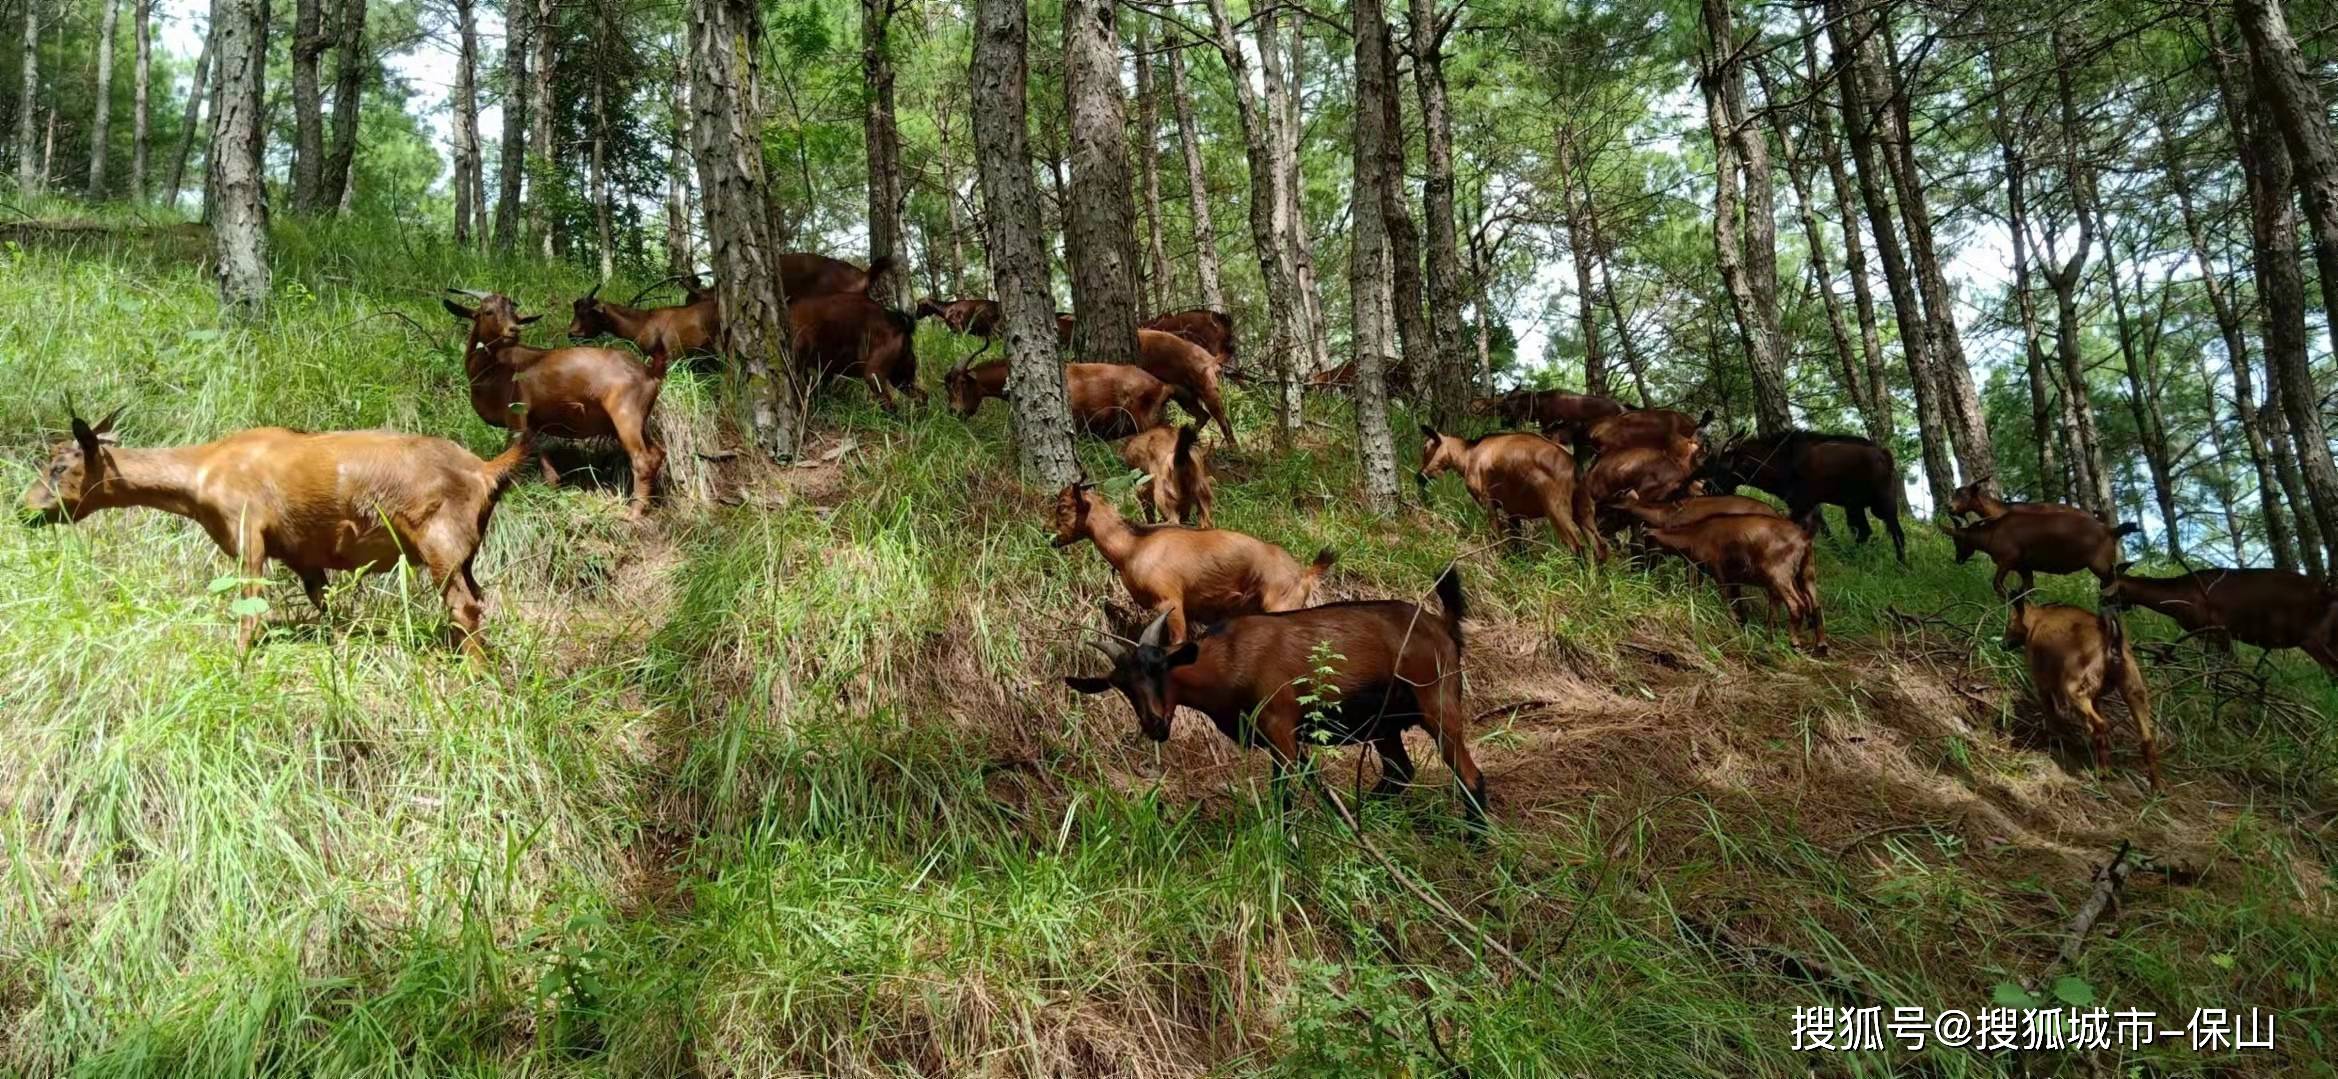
[1064,567,1487,825]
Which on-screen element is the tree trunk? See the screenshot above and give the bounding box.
[935,102,968,294]
[1165,40,1225,312]
[1826,0,1952,507]
[530,0,556,257]
[691,0,803,456]
[319,0,364,215]
[208,0,269,313]
[1061,0,1141,362]
[1762,69,1885,444]
[130,0,150,199]
[167,21,212,208]
[2236,0,2338,385]
[88,0,119,195]
[2165,115,2295,569]
[2104,239,2180,557]
[1596,233,1650,404]
[1701,0,1790,434]
[2001,143,2064,502]
[2229,40,2338,572]
[1409,0,1471,427]
[1376,27,1429,400]
[1349,0,1402,510]
[17,0,39,196]
[862,0,905,309]
[450,0,482,246]
[1204,0,1305,438]
[591,72,612,278]
[1132,18,1171,312]
[1269,19,1329,379]
[1251,7,1306,425]
[1557,123,1608,397]
[494,0,528,249]
[972,0,1080,483]
[291,0,326,208]
[1880,15,1994,485]
[665,37,692,275]
[2037,26,2116,517]
[1810,30,1887,427]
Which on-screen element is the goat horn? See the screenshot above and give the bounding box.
[93,404,125,435]
[445,286,490,299]
[1138,609,1171,648]
[585,280,604,301]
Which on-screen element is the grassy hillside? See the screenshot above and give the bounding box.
[1,219,2332,1076]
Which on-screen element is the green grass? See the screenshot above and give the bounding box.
[1,215,2332,1075]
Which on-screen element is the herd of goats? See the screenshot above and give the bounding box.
[23,251,2338,823]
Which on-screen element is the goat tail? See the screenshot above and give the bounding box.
[481,429,538,498]
[1433,563,1467,646]
[2099,603,2128,689]
[2112,521,2142,538]
[1301,548,1337,598]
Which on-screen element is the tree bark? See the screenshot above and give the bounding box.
[863,0,905,309]
[1062,0,1141,362]
[1376,27,1429,400]
[1762,66,1885,444]
[691,0,803,456]
[1557,123,1609,397]
[320,0,365,215]
[1132,18,1171,312]
[2001,141,2064,502]
[1701,0,1791,434]
[1409,0,1471,427]
[2236,0,2338,385]
[208,0,269,313]
[1349,0,1402,510]
[167,21,213,207]
[665,37,692,275]
[450,0,482,246]
[1204,0,1304,437]
[494,0,528,249]
[17,0,39,196]
[973,0,1080,483]
[591,69,612,278]
[2104,238,2181,557]
[1826,0,1952,506]
[130,0,150,199]
[1810,30,1888,427]
[88,0,120,195]
[291,0,327,208]
[2037,25,2115,517]
[1596,229,1650,404]
[1267,18,1329,379]
[530,0,556,257]
[1165,40,1225,312]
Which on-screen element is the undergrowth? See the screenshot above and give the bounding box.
[0,216,2331,1076]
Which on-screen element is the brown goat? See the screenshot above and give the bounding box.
[1643,513,1826,652]
[1584,437,1701,505]
[564,280,720,363]
[1563,407,1712,458]
[2102,566,2338,678]
[1703,430,1908,563]
[945,359,1173,439]
[1612,491,1781,529]
[781,252,894,299]
[2003,599,2160,786]
[1130,328,1236,445]
[1938,510,2139,596]
[788,293,924,409]
[1051,482,1332,643]
[1118,424,1214,527]
[1417,427,1601,559]
[914,297,1077,359]
[442,289,668,517]
[20,407,532,655]
[1142,307,1237,366]
[1473,388,1626,431]
[1945,476,2100,526]
[1064,568,1484,824]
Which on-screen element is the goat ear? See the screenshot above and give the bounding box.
[1164,641,1199,668]
[91,404,124,436]
[1418,424,1440,441]
[70,415,103,456]
[1062,675,1114,695]
[2113,560,2136,577]
[442,297,478,321]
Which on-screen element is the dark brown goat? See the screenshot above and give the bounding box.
[1064,568,1484,823]
[1142,307,1237,366]
[1473,388,1626,431]
[443,289,668,517]
[1945,476,2100,526]
[20,407,532,655]
[781,252,894,299]
[2102,567,2338,677]
[1051,482,1332,643]
[914,297,1077,358]
[1119,424,1214,527]
[1704,430,1907,563]
[1418,427,1601,559]
[565,280,720,362]
[2003,599,2160,786]
[1938,509,2139,596]
[788,293,923,409]
[1643,513,1826,652]
[945,359,1173,439]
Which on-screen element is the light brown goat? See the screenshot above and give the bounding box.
[1118,424,1214,527]
[1051,482,1332,643]
[443,289,668,517]
[1938,510,2139,596]
[20,407,533,655]
[1417,427,1601,559]
[1130,328,1236,445]
[2003,599,2160,787]
[1612,490,1781,529]
[1562,406,1712,457]
[1643,512,1826,652]
[565,280,719,363]
[945,359,1173,439]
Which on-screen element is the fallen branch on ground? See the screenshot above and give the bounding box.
[2023,840,2134,995]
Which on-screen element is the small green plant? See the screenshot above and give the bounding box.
[1294,638,1347,747]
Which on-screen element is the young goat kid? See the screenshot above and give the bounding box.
[1642,512,1826,652]
[2003,598,2161,787]
[1051,482,1331,643]
[20,407,532,655]
[1418,427,1602,560]
[1064,568,1486,824]
[1118,424,1214,527]
[444,289,668,517]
